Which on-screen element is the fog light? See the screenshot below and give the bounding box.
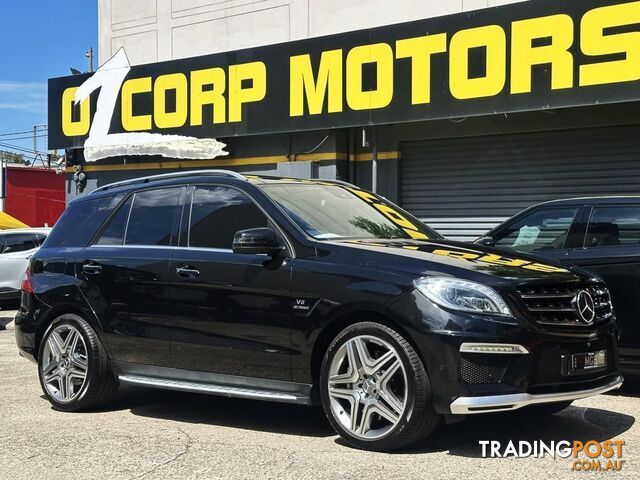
[460,343,529,354]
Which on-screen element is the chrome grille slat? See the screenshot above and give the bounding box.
[520,293,575,299]
[528,307,578,312]
[517,283,613,328]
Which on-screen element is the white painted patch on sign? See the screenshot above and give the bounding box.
[74,49,228,163]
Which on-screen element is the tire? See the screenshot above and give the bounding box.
[37,314,118,411]
[320,321,440,451]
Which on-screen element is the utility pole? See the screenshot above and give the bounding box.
[86,47,94,73]
[0,157,5,212]
[33,124,47,160]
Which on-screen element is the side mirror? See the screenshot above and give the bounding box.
[233,228,284,256]
[476,236,495,246]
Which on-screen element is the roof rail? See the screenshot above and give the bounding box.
[318,178,357,188]
[90,169,247,194]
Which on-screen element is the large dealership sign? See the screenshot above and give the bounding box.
[49,0,640,155]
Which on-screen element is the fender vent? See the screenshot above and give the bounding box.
[459,354,510,384]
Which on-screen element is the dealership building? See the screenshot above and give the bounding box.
[50,0,640,240]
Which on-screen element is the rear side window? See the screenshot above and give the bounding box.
[188,186,269,249]
[586,206,640,247]
[493,207,578,253]
[95,188,182,246]
[43,194,125,248]
[126,188,181,245]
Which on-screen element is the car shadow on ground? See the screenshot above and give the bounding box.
[105,385,335,438]
[100,385,635,453]
[401,404,635,457]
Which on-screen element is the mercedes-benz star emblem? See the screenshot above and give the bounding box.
[574,290,596,324]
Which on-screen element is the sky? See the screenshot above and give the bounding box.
[0,1,97,159]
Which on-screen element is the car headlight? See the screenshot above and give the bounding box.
[413,277,512,317]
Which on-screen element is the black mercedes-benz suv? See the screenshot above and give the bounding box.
[15,170,622,451]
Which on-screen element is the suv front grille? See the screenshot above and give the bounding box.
[517,284,613,327]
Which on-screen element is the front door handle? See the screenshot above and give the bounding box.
[176,266,200,278]
[83,263,103,275]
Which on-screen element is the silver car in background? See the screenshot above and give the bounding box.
[0,228,50,306]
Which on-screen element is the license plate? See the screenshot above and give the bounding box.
[570,350,607,373]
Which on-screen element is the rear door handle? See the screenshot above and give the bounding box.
[82,264,103,275]
[176,266,200,278]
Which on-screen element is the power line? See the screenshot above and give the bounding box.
[0,142,49,156]
[0,134,48,141]
[0,128,47,137]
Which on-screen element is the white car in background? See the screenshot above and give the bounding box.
[0,228,50,306]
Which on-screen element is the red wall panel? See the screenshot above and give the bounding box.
[5,167,65,227]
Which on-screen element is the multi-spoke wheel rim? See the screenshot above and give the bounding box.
[327,335,408,440]
[41,325,88,404]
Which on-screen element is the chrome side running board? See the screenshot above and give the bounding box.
[449,375,623,414]
[118,374,309,404]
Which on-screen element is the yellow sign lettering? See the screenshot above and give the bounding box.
[229,61,267,123]
[61,87,90,137]
[511,14,574,94]
[290,50,343,116]
[121,77,152,131]
[450,25,506,99]
[190,67,227,125]
[154,73,188,129]
[395,34,447,104]
[346,43,394,110]
[580,2,640,87]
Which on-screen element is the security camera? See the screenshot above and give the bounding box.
[56,157,65,166]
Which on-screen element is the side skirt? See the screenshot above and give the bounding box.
[112,361,313,405]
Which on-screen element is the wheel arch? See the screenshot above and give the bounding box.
[34,302,106,361]
[309,307,426,393]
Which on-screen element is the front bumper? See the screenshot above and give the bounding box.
[392,291,623,415]
[450,375,623,414]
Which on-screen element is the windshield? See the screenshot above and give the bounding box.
[260,183,440,240]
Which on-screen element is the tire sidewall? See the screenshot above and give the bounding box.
[320,322,425,450]
[37,314,99,411]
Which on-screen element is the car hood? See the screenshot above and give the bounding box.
[321,238,595,287]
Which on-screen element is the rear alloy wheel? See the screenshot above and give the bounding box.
[38,314,118,411]
[320,322,440,451]
[41,324,89,403]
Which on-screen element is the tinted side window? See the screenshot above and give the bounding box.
[44,194,125,248]
[587,206,640,247]
[125,188,181,246]
[493,207,578,253]
[1,234,39,254]
[95,197,133,246]
[189,186,269,249]
[33,234,47,247]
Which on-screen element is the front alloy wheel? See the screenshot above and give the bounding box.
[320,322,440,451]
[327,335,407,439]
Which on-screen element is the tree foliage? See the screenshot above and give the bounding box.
[0,150,26,164]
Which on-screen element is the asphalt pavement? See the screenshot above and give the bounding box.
[0,308,638,479]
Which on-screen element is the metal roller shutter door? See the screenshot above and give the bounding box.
[400,125,640,241]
